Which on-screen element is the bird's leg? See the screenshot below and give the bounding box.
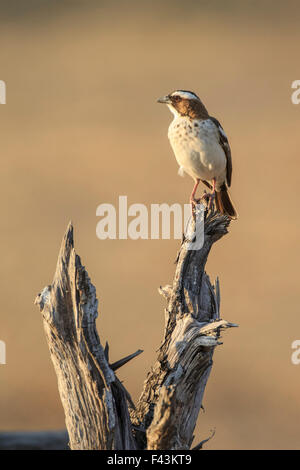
[189,179,200,206]
[208,178,216,210]
[199,178,216,211]
[189,179,201,218]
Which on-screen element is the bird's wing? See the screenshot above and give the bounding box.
[209,117,232,187]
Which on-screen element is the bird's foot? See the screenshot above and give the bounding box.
[190,190,210,206]
[190,198,199,220]
[208,192,215,210]
[190,191,216,219]
[190,197,201,207]
[190,196,202,217]
[190,192,209,219]
[200,191,215,211]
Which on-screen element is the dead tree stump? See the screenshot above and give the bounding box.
[35,208,237,450]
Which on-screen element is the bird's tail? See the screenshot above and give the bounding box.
[215,185,238,219]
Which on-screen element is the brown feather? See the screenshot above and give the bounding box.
[171,97,209,120]
[209,117,232,187]
[215,185,238,219]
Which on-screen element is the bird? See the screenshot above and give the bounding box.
[157,90,237,219]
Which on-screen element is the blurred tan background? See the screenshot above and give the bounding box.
[0,0,300,450]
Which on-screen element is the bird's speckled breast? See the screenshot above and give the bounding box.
[168,117,226,183]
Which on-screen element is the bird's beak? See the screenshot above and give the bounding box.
[157,95,171,104]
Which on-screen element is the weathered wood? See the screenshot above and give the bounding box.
[35,205,237,450]
[35,223,137,450]
[133,208,237,449]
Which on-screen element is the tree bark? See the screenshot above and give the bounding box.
[34,207,237,450]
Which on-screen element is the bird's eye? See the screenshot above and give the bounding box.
[173,96,180,102]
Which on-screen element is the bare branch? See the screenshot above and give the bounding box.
[111,349,144,371]
[192,428,216,450]
[134,209,237,450]
[35,223,137,450]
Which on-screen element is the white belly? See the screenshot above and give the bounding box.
[168,117,226,184]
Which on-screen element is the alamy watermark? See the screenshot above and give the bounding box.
[96,196,205,250]
[0,340,6,364]
[0,80,6,104]
[291,340,300,365]
[291,80,300,104]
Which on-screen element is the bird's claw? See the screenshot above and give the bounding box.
[190,197,201,206]
[190,190,216,220]
[201,192,215,209]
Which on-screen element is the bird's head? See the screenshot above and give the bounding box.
[157,90,208,119]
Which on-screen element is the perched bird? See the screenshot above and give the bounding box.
[157,90,237,219]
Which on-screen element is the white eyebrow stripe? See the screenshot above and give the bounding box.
[171,91,199,100]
